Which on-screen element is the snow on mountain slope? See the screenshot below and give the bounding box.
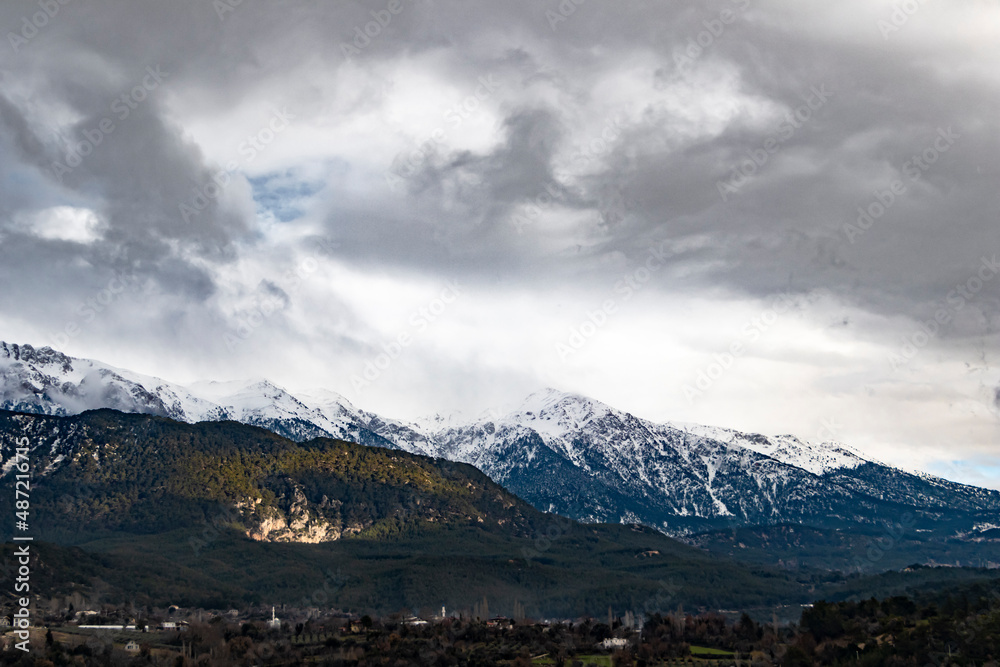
[1,341,220,420]
[404,389,1000,534]
[184,378,347,441]
[408,390,843,530]
[0,342,353,442]
[0,341,429,451]
[2,340,863,479]
[5,342,1000,537]
[673,422,875,475]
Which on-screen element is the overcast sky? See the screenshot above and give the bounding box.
[1,0,999,488]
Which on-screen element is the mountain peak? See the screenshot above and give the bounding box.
[516,387,604,415]
[502,388,616,444]
[1,341,73,370]
[187,377,288,399]
[296,388,357,411]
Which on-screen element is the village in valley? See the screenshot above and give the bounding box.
[0,595,781,666]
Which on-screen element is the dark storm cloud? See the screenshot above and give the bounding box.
[660,15,1000,324]
[0,2,248,304]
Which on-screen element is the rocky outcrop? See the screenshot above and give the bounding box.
[242,486,344,543]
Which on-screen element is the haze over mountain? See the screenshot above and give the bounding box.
[5,340,1000,547]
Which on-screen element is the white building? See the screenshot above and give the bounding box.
[159,621,188,632]
[267,607,281,630]
[403,616,428,626]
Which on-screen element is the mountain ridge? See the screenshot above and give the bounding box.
[4,340,999,544]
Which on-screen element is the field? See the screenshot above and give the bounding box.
[532,656,611,666]
[690,644,736,657]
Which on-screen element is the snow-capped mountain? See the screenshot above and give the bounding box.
[0,341,389,446]
[4,341,1000,537]
[410,389,1000,534]
[1,341,221,420]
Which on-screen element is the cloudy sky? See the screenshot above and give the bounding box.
[1,0,999,487]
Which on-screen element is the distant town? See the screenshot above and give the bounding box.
[0,599,790,665]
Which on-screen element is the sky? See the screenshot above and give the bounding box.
[1,0,999,488]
